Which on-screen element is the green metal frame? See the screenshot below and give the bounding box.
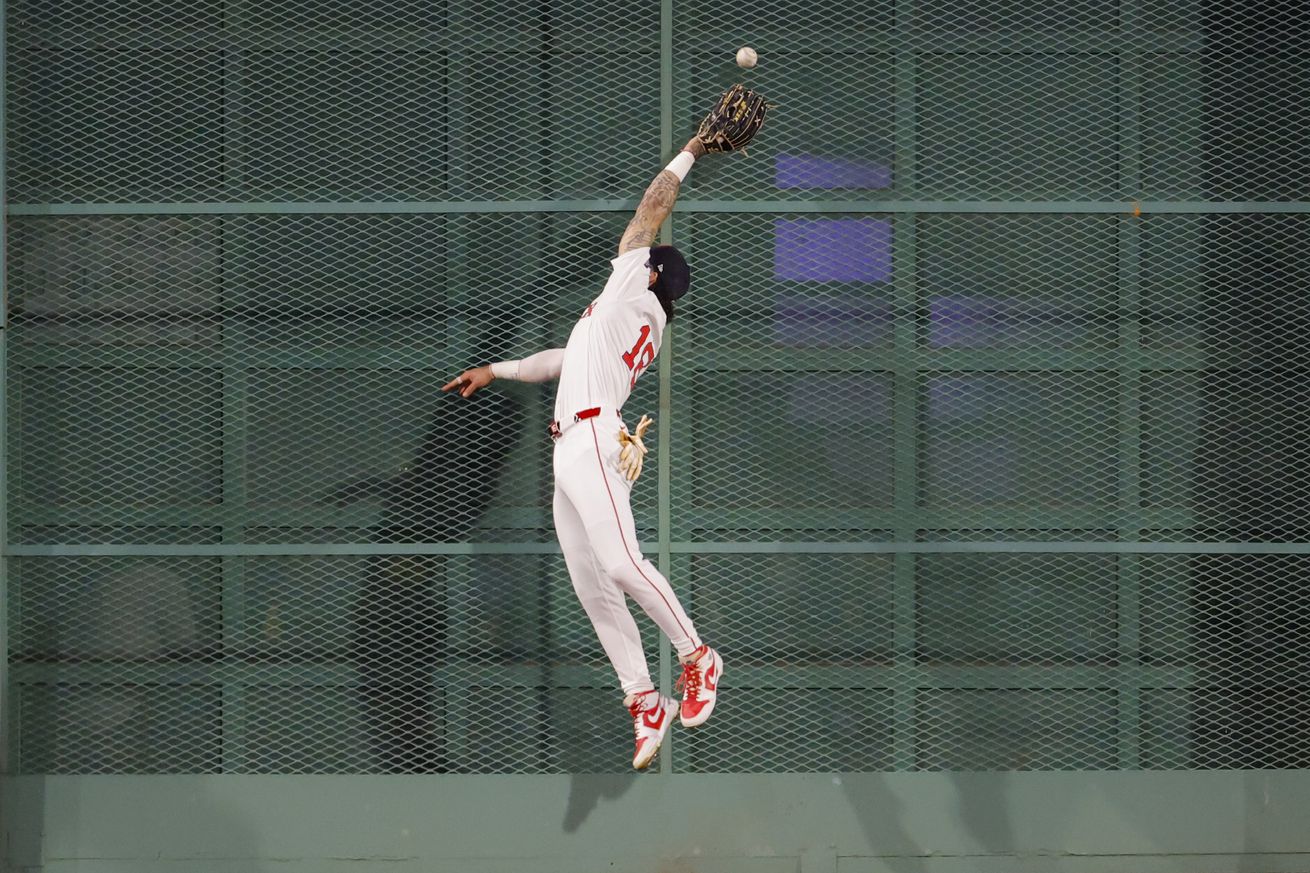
[11,201,1310,216]
[6,7,1310,778]
[0,0,9,776]
[888,0,919,771]
[1115,0,1144,769]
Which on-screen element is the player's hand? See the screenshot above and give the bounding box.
[695,84,768,153]
[442,365,493,398]
[617,414,654,482]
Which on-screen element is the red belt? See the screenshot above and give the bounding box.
[548,407,605,441]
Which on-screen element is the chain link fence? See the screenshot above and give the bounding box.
[5,0,1308,774]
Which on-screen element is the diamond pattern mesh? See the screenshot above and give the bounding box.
[6,0,1309,775]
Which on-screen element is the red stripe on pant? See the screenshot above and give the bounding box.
[588,419,696,646]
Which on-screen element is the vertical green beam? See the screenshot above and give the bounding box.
[894,3,918,202]
[218,259,250,774]
[0,335,10,774]
[656,0,675,775]
[444,0,473,768]
[218,4,250,771]
[0,0,10,774]
[445,5,474,367]
[219,358,249,772]
[891,216,918,771]
[1116,219,1142,769]
[218,562,248,773]
[890,0,918,771]
[1116,0,1143,770]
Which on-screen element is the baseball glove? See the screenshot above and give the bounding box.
[696,84,768,153]
[617,414,655,483]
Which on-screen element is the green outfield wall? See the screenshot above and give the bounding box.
[4,0,1309,868]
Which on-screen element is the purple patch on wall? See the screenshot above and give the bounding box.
[774,218,893,283]
[775,153,893,189]
[773,294,894,347]
[928,296,1100,349]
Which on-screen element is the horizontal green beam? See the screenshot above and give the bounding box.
[10,505,1200,533]
[678,507,1200,531]
[681,27,1209,54]
[17,27,669,54]
[13,506,550,530]
[13,346,452,371]
[7,542,560,556]
[682,347,1212,373]
[678,540,1310,555]
[8,661,611,689]
[681,201,1310,215]
[11,660,1295,689]
[11,344,1219,372]
[15,26,1211,55]
[9,541,1310,557]
[11,201,1310,217]
[8,200,638,216]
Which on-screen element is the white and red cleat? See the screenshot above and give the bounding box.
[677,645,723,728]
[626,690,677,770]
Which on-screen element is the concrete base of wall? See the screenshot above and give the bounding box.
[5,771,1310,873]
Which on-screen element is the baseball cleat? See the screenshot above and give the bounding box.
[626,691,677,770]
[677,645,722,728]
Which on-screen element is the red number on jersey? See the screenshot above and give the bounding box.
[623,324,656,388]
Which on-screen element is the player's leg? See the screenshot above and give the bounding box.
[553,480,674,768]
[561,419,701,655]
[560,420,723,727]
[553,481,653,696]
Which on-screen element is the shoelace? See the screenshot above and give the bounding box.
[628,691,657,722]
[677,659,702,702]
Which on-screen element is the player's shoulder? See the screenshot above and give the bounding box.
[610,247,649,271]
[598,247,652,302]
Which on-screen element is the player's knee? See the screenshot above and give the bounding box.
[602,556,652,590]
[574,589,610,616]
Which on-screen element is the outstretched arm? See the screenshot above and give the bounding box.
[617,85,768,255]
[443,347,565,398]
[617,137,707,256]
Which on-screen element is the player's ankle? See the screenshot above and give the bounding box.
[623,689,657,708]
[678,644,708,665]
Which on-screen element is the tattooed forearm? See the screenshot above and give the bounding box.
[619,170,683,254]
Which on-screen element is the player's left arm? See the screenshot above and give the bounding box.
[618,86,768,256]
[617,137,707,256]
[443,347,565,398]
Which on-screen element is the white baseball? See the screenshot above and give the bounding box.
[735,46,758,69]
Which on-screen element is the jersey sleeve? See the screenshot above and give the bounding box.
[516,347,565,382]
[598,247,653,304]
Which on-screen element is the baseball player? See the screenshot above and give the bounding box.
[443,86,767,769]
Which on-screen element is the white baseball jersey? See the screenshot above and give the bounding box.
[553,247,666,424]
[544,245,702,699]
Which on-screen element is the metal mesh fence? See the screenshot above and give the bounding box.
[5,0,1309,774]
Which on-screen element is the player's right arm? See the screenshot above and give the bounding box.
[617,137,707,256]
[443,347,565,398]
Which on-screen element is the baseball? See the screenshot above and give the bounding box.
[736,46,758,69]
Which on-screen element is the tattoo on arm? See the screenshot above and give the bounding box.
[618,170,682,254]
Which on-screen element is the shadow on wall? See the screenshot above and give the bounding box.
[47,562,202,773]
[332,390,524,773]
[841,775,929,873]
[4,775,265,871]
[840,772,1025,872]
[2,774,47,870]
[20,562,265,869]
[562,773,640,833]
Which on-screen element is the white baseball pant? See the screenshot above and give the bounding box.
[551,412,701,696]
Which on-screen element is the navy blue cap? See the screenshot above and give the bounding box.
[646,244,691,300]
